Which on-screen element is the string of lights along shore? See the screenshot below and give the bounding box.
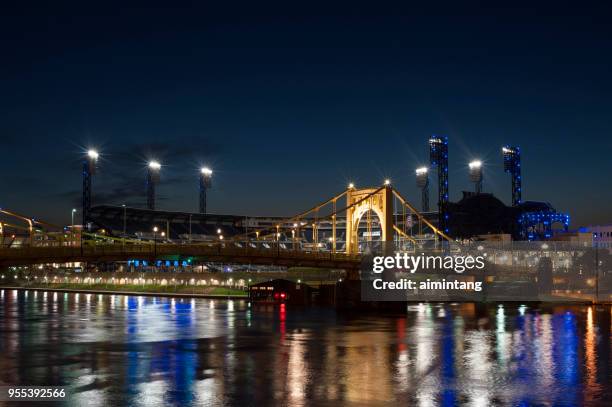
[79,136,526,235]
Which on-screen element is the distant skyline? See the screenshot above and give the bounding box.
[1,2,611,227]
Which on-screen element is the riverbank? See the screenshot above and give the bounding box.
[0,283,248,299]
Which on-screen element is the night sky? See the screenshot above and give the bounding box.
[1,2,611,227]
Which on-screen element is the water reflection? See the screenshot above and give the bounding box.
[0,290,610,406]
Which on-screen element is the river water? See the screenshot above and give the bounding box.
[0,289,610,406]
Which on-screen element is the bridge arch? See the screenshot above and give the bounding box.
[345,186,394,254]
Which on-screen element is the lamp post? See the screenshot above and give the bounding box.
[122,204,127,237]
[153,226,158,257]
[71,208,77,245]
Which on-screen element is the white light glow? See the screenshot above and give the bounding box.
[149,161,161,170]
[469,160,482,169]
[87,149,99,160]
[416,167,428,175]
[201,167,213,176]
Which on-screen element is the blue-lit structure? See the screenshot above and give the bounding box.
[503,146,522,206]
[429,135,449,234]
[446,193,570,241]
[517,203,570,240]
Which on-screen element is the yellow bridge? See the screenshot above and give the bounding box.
[0,184,451,269]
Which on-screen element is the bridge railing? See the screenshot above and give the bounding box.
[0,242,362,264]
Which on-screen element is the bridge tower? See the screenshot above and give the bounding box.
[503,146,522,206]
[345,185,394,254]
[429,135,449,234]
[82,150,98,228]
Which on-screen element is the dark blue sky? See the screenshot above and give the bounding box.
[1,1,611,227]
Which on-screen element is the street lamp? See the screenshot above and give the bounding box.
[153,226,158,257]
[71,208,77,245]
[122,204,127,237]
[384,179,391,186]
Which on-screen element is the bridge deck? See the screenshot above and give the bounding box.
[0,244,362,270]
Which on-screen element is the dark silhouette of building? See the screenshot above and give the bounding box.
[447,192,569,240]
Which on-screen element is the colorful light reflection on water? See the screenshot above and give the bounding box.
[0,289,610,406]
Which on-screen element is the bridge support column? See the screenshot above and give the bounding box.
[331,213,336,254]
[381,186,394,245]
[346,190,355,254]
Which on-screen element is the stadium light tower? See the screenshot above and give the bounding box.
[503,146,522,206]
[429,135,449,234]
[199,167,213,214]
[82,149,99,227]
[415,167,430,212]
[147,161,161,210]
[468,160,483,193]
